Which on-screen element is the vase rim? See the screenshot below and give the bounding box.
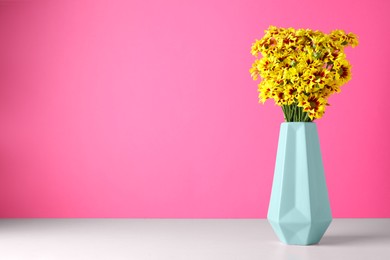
[282,122,315,124]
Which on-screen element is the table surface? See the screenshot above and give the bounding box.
[0,218,389,260]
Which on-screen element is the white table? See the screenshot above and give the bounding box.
[0,219,389,260]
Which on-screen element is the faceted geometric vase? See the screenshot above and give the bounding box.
[268,122,332,245]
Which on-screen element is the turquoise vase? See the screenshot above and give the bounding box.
[268,122,332,245]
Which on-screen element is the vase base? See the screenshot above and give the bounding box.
[268,218,332,245]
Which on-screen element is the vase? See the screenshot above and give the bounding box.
[267,122,332,245]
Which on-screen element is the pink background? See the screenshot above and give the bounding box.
[0,0,389,218]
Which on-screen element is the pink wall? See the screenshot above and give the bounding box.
[0,0,389,218]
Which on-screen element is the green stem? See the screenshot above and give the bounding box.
[287,106,292,122]
[282,106,287,121]
[281,103,314,122]
[283,105,288,122]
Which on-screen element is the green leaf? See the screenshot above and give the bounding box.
[313,52,321,59]
[290,60,297,67]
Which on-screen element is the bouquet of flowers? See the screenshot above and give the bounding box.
[250,26,358,121]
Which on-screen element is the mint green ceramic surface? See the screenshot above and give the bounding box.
[267,123,332,245]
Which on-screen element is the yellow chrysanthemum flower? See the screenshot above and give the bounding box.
[297,94,327,120]
[250,26,358,121]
